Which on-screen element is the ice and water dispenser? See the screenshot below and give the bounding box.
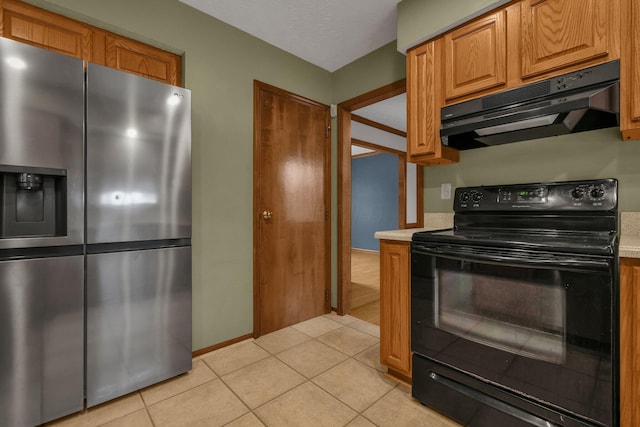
[0,166,67,238]
[0,37,85,247]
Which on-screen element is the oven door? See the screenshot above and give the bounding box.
[411,242,615,426]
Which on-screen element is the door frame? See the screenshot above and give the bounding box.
[252,80,332,337]
[337,79,423,315]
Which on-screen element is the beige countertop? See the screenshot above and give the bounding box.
[619,235,640,258]
[374,227,441,242]
[374,213,453,242]
[375,212,640,259]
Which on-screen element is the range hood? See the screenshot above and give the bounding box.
[440,60,620,150]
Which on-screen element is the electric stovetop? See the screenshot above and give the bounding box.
[412,227,617,256]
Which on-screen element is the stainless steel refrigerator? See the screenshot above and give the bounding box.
[85,63,192,407]
[1,36,192,424]
[0,38,85,426]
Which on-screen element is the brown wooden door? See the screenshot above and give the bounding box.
[253,81,331,336]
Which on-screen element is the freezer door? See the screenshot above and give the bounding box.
[0,255,84,426]
[86,246,192,407]
[0,38,84,249]
[86,63,191,244]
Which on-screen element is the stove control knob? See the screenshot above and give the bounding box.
[460,192,470,202]
[590,187,605,199]
[571,188,585,199]
[472,192,483,203]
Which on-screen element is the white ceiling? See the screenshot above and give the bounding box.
[353,93,406,133]
[351,145,376,157]
[178,0,399,72]
[351,120,406,152]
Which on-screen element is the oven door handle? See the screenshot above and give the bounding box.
[412,244,612,272]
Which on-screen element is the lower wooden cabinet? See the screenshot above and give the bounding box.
[379,239,412,381]
[620,258,640,427]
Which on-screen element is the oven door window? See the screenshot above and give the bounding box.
[436,259,565,364]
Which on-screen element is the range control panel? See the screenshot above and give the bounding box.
[454,179,617,211]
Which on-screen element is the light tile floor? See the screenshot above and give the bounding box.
[47,313,460,427]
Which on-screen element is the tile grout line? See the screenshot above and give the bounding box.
[137,360,220,410]
[307,351,394,417]
[72,315,384,427]
[223,320,386,426]
[143,401,157,427]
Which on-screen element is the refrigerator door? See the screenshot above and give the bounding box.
[86,246,192,407]
[0,38,84,249]
[85,63,191,244]
[0,255,84,426]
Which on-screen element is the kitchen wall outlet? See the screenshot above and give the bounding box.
[441,183,452,200]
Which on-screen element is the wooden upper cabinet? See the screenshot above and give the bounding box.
[407,42,437,158]
[443,11,506,102]
[1,0,91,60]
[520,0,618,80]
[620,0,640,140]
[406,40,459,165]
[0,0,182,86]
[380,240,412,381]
[92,32,181,86]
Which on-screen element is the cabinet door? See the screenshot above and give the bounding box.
[407,42,437,158]
[620,258,640,427]
[0,0,91,60]
[444,11,506,101]
[0,0,183,87]
[521,0,611,79]
[620,0,640,140]
[406,41,459,165]
[102,34,181,86]
[380,240,411,379]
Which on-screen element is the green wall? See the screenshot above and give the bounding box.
[424,128,640,212]
[30,0,333,350]
[332,41,406,104]
[397,0,509,53]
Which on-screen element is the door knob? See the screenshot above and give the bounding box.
[262,210,273,219]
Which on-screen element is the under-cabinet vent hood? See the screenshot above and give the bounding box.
[440,60,620,150]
